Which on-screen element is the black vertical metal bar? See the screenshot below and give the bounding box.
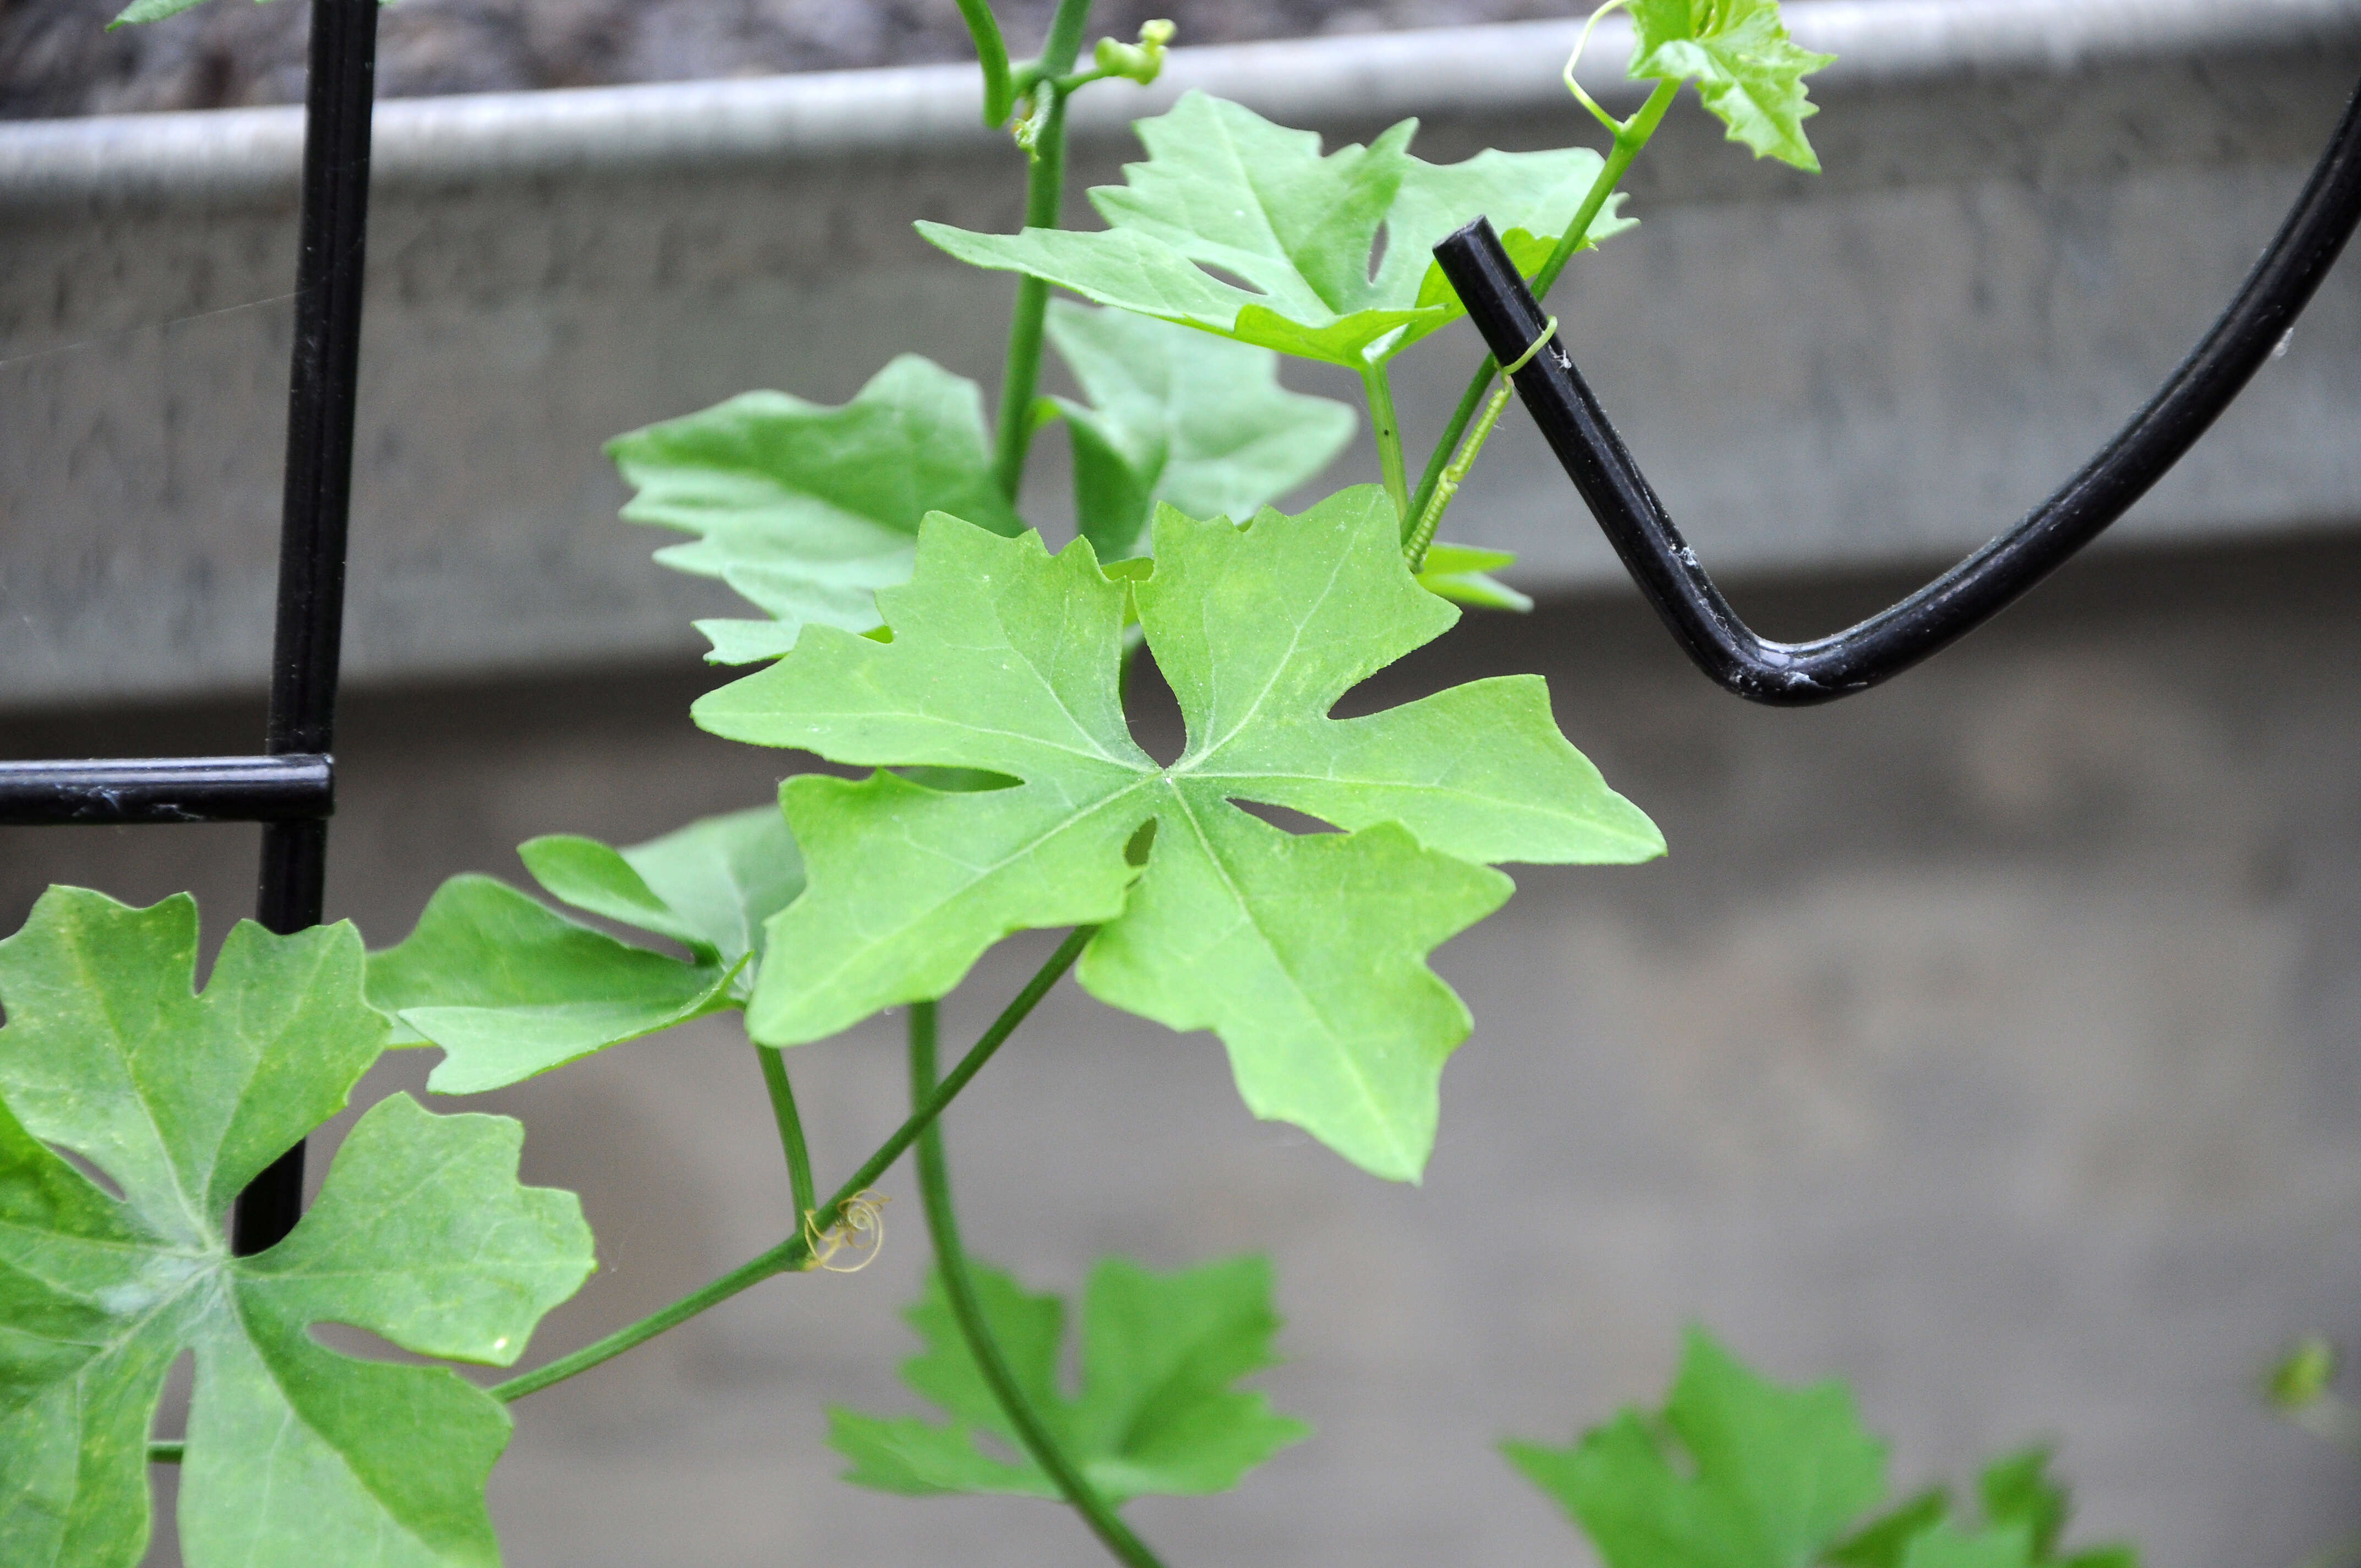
[231,0,379,1257]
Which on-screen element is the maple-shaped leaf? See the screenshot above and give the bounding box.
[0,887,593,1568]
[1628,0,1836,173]
[829,1255,1308,1501]
[607,355,1024,664]
[1504,1326,1888,1568]
[1047,301,1354,560]
[369,804,803,1092]
[693,485,1661,1179]
[920,92,1635,369]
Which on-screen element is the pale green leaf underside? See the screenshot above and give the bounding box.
[920,91,1634,368]
[1629,0,1836,173]
[1418,541,1534,612]
[1046,301,1355,560]
[694,486,1661,1179]
[607,355,1022,663]
[0,888,592,1568]
[1505,1326,1889,1568]
[367,805,803,1092]
[830,1256,1308,1502]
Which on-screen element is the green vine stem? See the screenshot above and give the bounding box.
[1405,315,1554,571]
[992,0,1097,498]
[954,0,1016,128]
[1359,349,1413,531]
[1405,76,1681,529]
[757,1041,819,1222]
[910,1002,1172,1568]
[458,927,1100,1412]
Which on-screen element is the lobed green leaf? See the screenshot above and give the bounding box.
[368,804,803,1092]
[1047,301,1354,560]
[920,92,1634,369]
[1628,0,1836,173]
[607,356,1021,664]
[1504,1326,1887,1568]
[829,1255,1308,1502]
[694,486,1660,1179]
[0,888,592,1568]
[1513,1332,2142,1568]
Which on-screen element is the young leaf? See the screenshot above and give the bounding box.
[829,1255,1308,1501]
[1046,301,1355,560]
[0,887,593,1568]
[368,804,803,1092]
[1503,1326,1887,1568]
[1628,0,1836,173]
[694,487,1662,1179]
[1416,541,1535,613]
[607,356,1024,664]
[919,92,1635,369]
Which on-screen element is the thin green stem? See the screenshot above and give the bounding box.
[911,1004,1170,1568]
[487,928,1097,1405]
[756,1042,818,1223]
[992,0,1095,498]
[953,0,1015,127]
[1405,77,1680,529]
[148,1441,183,1464]
[1358,354,1412,534]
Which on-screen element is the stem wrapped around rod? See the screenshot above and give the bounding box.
[1432,69,2361,704]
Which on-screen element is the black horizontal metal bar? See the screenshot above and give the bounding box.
[1431,73,2361,706]
[0,755,333,826]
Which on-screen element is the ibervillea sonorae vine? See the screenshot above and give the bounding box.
[1,6,2139,1566]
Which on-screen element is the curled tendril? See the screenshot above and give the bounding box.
[1565,0,1637,136]
[802,1191,891,1273]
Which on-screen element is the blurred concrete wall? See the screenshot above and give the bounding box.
[4,0,2360,703]
[3,2,2360,1564]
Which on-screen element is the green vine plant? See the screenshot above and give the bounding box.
[1510,1330,2140,1568]
[0,1,2131,1563]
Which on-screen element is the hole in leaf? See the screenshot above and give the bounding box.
[1124,649,1185,766]
[47,1142,126,1202]
[893,766,1019,793]
[1226,799,1343,836]
[311,1319,440,1368]
[155,1346,195,1438]
[1123,816,1159,867]
[1365,225,1389,284]
[1190,260,1267,296]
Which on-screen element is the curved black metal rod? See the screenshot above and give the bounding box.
[1432,77,2361,706]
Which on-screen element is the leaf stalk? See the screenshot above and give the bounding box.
[482,928,1097,1406]
[1358,352,1413,533]
[993,0,1098,498]
[757,1041,819,1222]
[910,1001,1172,1568]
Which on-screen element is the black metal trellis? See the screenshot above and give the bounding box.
[0,0,380,1255]
[1433,73,2361,707]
